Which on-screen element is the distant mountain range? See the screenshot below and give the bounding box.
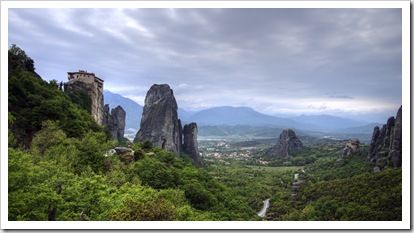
[289,114,369,131]
[185,106,295,127]
[104,90,379,141]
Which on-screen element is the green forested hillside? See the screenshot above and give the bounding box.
[267,166,401,221]
[8,45,102,148]
[8,138,259,220]
[263,153,401,221]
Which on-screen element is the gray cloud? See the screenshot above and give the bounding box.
[7,7,402,122]
[329,95,354,100]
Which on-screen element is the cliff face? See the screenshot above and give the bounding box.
[265,128,304,159]
[182,123,204,167]
[368,106,402,168]
[65,73,104,126]
[103,104,126,141]
[134,84,181,157]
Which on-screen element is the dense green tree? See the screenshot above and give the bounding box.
[8,44,35,72]
[30,120,67,157]
[111,198,176,221]
[67,88,92,113]
[75,131,114,174]
[8,112,17,148]
[131,157,175,189]
[183,181,217,210]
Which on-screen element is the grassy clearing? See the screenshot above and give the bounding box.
[245,165,304,172]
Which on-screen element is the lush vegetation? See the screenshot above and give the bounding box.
[266,166,401,221]
[202,139,401,221]
[8,133,260,220]
[8,45,102,148]
[263,147,401,221]
[7,45,402,221]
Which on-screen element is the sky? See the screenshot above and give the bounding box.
[7,5,404,122]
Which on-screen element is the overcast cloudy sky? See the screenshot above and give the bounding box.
[7,6,403,122]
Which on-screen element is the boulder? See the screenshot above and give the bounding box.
[115,147,135,164]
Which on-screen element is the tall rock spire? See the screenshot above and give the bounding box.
[103,104,126,141]
[134,84,181,157]
[182,123,204,167]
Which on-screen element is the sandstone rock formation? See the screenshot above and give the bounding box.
[134,84,182,157]
[103,104,126,141]
[390,106,402,167]
[182,123,204,167]
[340,139,361,157]
[265,128,304,159]
[368,106,402,168]
[133,84,205,164]
[65,70,104,126]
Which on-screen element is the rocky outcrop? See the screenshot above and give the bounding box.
[368,106,402,168]
[182,123,204,167]
[114,147,135,164]
[265,128,304,159]
[103,104,126,141]
[389,106,402,167]
[104,147,135,169]
[340,139,361,157]
[134,84,181,157]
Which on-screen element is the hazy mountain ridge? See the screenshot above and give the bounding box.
[104,92,377,141]
[289,114,369,130]
[187,106,318,130]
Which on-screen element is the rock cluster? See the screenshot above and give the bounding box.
[368,106,402,168]
[134,84,203,166]
[340,139,361,157]
[265,128,304,159]
[103,104,126,141]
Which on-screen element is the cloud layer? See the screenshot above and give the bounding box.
[8,7,402,122]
